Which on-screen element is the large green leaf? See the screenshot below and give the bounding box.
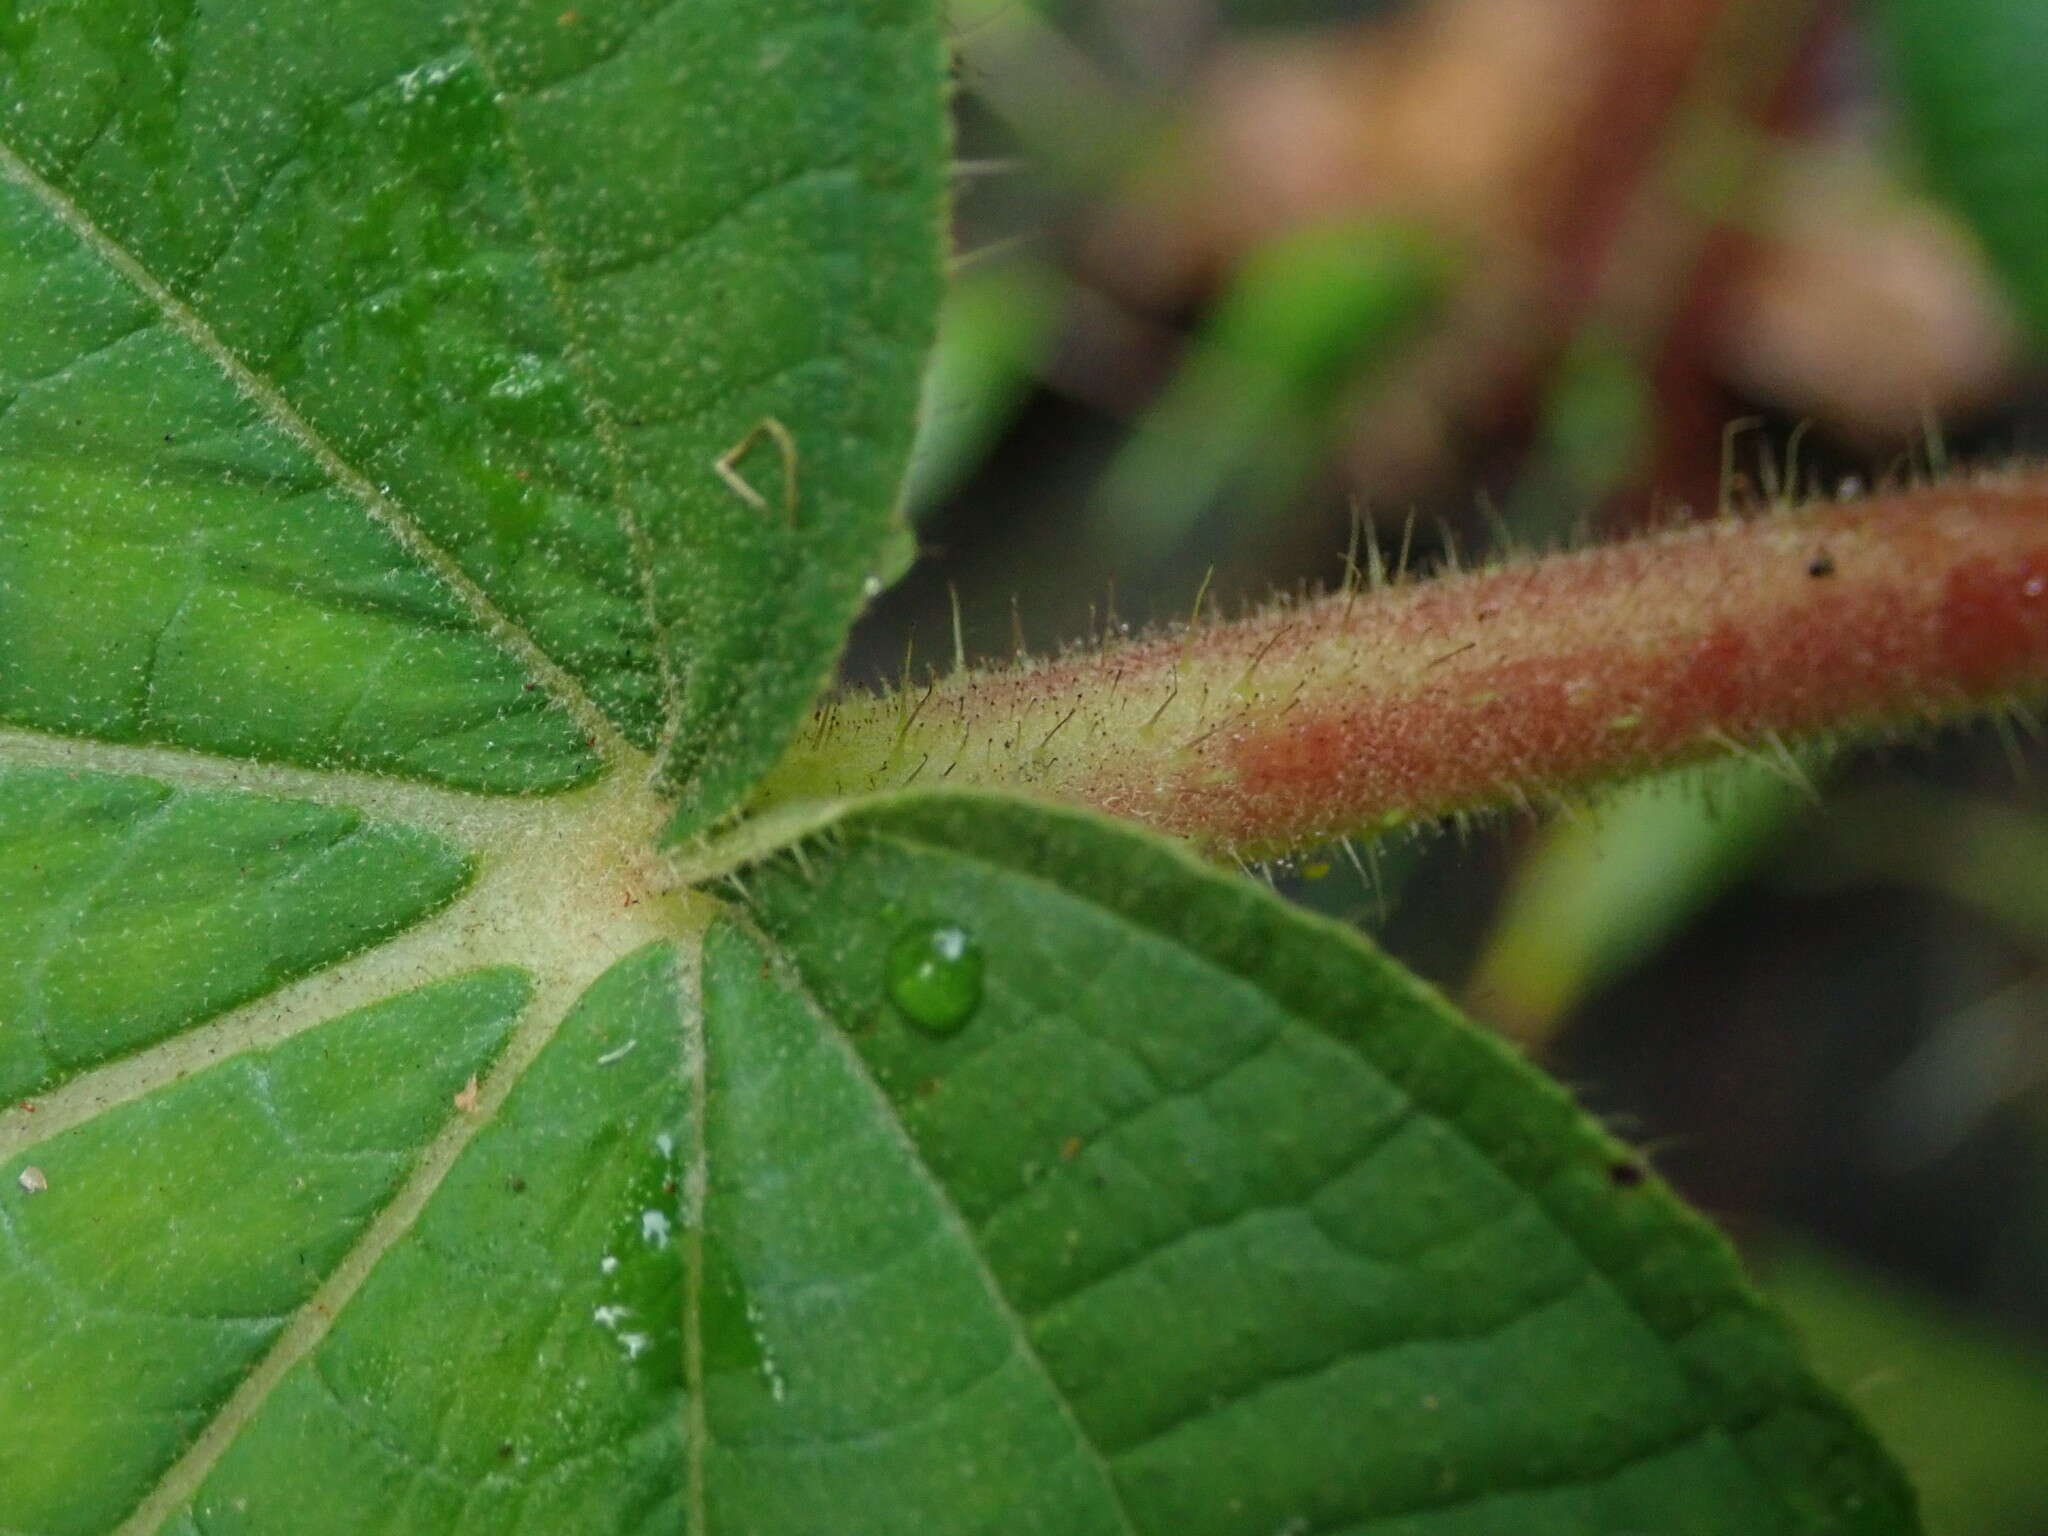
[0,0,947,820]
[0,1,1916,1531]
[718,794,1914,1534]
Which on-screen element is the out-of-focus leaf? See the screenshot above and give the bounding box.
[1878,0,2048,340]
[1763,1241,2048,1536]
[1096,219,1449,563]
[906,262,1063,518]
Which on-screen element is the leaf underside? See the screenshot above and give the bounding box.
[0,2,1915,1533]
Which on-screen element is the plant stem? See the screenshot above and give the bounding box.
[749,473,2048,857]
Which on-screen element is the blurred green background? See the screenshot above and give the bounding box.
[848,3,2048,1530]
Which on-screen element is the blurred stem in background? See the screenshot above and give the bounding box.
[1092,218,1449,565]
[906,261,1066,519]
[1466,757,1814,1051]
[1506,0,1823,536]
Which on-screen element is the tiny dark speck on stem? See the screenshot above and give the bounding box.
[1608,1159,1647,1188]
[1807,553,1836,578]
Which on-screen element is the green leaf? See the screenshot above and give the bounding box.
[0,967,528,1533]
[0,741,701,1532]
[723,793,1917,1533]
[162,944,692,1536]
[1878,0,2048,341]
[0,0,941,1523]
[0,764,472,1101]
[0,0,948,819]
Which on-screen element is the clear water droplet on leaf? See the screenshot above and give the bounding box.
[885,922,985,1035]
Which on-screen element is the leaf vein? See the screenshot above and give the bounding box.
[456,17,685,774]
[862,824,1805,1518]
[0,132,631,767]
[742,915,1146,1536]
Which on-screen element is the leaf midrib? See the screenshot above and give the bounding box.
[455,13,688,768]
[67,766,700,1533]
[739,910,1145,1536]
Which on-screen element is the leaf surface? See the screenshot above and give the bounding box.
[721,793,1918,1534]
[0,0,944,1523]
[0,0,947,815]
[163,944,693,1536]
[0,763,471,1101]
[0,743,700,1532]
[0,969,528,1534]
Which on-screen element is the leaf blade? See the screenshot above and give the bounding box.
[0,0,948,808]
[727,791,1918,1534]
[163,943,693,1536]
[0,969,529,1535]
[458,0,949,824]
[694,917,1136,1535]
[0,763,473,1105]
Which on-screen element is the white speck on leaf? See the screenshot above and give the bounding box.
[397,57,464,102]
[640,1209,672,1247]
[17,1166,47,1195]
[487,353,554,402]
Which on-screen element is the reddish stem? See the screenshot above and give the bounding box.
[751,475,2048,855]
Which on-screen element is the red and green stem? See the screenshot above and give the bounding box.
[748,473,2048,858]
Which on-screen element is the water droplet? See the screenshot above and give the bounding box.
[699,1235,763,1376]
[885,923,985,1035]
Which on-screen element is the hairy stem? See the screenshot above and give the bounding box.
[750,472,2048,857]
